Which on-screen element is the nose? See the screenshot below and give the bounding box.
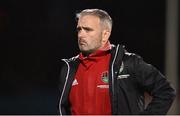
[78,29,85,38]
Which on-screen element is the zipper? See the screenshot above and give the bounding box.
[59,59,70,115]
[111,44,119,95]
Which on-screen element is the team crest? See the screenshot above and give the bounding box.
[101,71,109,83]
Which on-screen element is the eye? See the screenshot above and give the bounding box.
[83,27,93,32]
[76,27,81,32]
[76,27,93,33]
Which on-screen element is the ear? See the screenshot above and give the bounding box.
[102,30,111,43]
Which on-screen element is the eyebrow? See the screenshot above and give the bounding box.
[76,26,93,31]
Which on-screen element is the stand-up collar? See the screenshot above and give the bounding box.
[79,41,111,61]
[79,41,111,69]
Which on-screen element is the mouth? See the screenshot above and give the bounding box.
[79,43,86,46]
[79,40,86,46]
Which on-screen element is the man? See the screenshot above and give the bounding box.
[58,9,176,115]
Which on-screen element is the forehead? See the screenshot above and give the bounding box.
[77,15,100,26]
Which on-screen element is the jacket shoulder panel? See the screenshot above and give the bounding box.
[61,55,79,63]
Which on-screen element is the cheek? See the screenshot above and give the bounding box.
[88,33,102,44]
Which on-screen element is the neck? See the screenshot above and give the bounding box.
[81,49,96,57]
[81,41,111,57]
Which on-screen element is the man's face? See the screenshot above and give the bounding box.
[77,15,106,55]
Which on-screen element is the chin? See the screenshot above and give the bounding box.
[81,50,93,56]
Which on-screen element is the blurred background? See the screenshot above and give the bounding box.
[0,0,179,114]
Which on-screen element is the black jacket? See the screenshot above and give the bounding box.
[58,44,176,115]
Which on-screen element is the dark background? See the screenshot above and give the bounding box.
[0,0,178,114]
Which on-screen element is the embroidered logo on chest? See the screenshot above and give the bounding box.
[101,71,109,83]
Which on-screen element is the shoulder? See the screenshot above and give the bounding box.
[110,44,143,63]
[112,44,143,61]
[59,55,80,69]
[112,44,146,69]
[123,50,143,62]
[61,55,79,63]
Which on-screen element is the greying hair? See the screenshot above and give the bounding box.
[76,9,113,32]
